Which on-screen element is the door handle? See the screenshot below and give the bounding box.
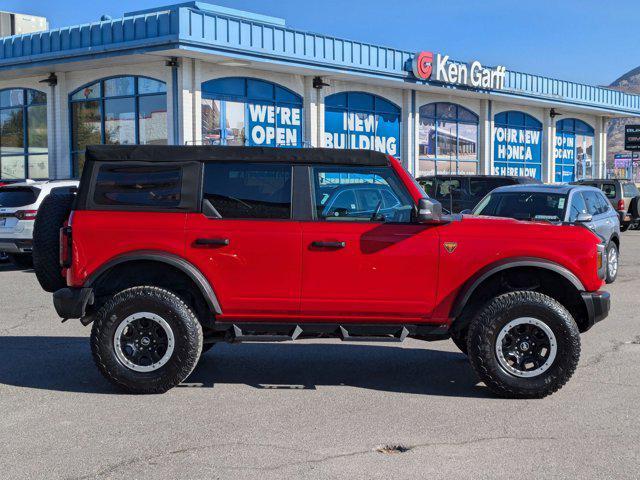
[311,240,346,248]
[193,238,230,247]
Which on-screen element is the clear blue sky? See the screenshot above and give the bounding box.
[5,0,637,86]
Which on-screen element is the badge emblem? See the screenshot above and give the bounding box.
[444,242,457,253]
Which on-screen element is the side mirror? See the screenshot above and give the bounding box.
[416,198,443,223]
[576,212,593,223]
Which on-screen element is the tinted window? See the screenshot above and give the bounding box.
[203,163,291,219]
[622,182,639,198]
[474,192,567,221]
[0,187,39,207]
[313,166,413,222]
[568,192,588,222]
[595,192,611,214]
[94,165,182,207]
[469,178,511,197]
[50,186,76,196]
[602,183,616,198]
[582,191,603,216]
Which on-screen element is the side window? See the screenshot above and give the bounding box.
[50,186,76,196]
[601,183,616,198]
[568,192,588,222]
[313,166,414,222]
[203,163,291,219]
[438,179,461,198]
[596,192,611,214]
[469,178,509,198]
[94,165,182,207]
[582,191,602,216]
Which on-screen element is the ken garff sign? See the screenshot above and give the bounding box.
[624,125,640,151]
[411,51,507,90]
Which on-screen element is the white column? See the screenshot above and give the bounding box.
[479,99,492,175]
[542,108,555,183]
[594,116,608,178]
[401,89,414,173]
[177,58,194,146]
[303,77,318,147]
[192,60,202,146]
[52,72,71,178]
[317,85,325,148]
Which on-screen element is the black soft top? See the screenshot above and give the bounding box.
[85,145,390,166]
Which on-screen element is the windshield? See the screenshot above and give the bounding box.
[0,187,40,208]
[473,191,567,221]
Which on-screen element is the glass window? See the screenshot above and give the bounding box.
[0,187,40,207]
[473,192,567,221]
[313,166,413,223]
[324,92,400,157]
[622,182,640,197]
[94,164,182,207]
[493,111,543,180]
[602,183,616,198]
[201,78,303,149]
[469,178,512,198]
[0,88,48,180]
[139,95,168,146]
[595,192,611,214]
[568,192,588,222]
[203,163,292,219]
[104,98,136,145]
[555,119,595,182]
[418,102,479,176]
[70,77,168,176]
[582,191,602,216]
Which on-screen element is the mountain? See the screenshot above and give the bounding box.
[606,67,640,172]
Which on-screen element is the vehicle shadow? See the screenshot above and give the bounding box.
[0,336,489,398]
[0,262,33,273]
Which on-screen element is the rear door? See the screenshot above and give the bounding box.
[300,164,439,320]
[185,162,302,317]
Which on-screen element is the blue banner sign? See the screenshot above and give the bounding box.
[247,104,302,146]
[492,126,542,179]
[324,110,400,156]
[554,132,576,183]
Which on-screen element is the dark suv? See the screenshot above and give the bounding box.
[417,175,541,213]
[32,146,609,398]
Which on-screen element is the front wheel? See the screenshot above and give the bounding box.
[467,291,580,399]
[91,286,203,394]
[606,242,619,284]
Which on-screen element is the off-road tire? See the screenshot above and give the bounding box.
[605,242,618,284]
[467,291,580,399]
[32,193,75,292]
[91,286,203,394]
[8,253,33,268]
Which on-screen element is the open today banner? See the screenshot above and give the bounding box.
[492,126,542,179]
[324,110,400,156]
[554,132,576,183]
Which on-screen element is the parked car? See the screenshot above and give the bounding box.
[417,174,541,213]
[571,178,640,231]
[472,184,621,283]
[0,180,79,267]
[34,145,609,399]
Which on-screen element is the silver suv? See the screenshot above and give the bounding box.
[572,179,640,231]
[472,184,621,283]
[0,180,78,267]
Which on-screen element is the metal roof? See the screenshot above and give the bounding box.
[1,2,639,115]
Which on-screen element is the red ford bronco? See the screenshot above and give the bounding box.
[33,145,610,397]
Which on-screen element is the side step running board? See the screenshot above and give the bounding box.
[227,324,411,343]
[232,325,303,342]
[339,326,409,343]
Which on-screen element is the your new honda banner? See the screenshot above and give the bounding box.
[492,126,542,179]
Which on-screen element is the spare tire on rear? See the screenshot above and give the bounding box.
[33,193,75,293]
[629,196,640,219]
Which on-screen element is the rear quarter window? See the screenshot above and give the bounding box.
[93,165,182,207]
[622,182,639,198]
[0,187,40,207]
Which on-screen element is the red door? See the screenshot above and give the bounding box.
[185,216,301,317]
[301,222,439,321]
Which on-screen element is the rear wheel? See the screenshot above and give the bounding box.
[467,291,580,399]
[91,286,203,394]
[606,242,619,284]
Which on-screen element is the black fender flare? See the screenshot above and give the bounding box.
[450,257,585,319]
[85,250,222,314]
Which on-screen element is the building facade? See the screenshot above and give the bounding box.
[1,2,640,183]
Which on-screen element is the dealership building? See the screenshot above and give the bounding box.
[1,2,640,183]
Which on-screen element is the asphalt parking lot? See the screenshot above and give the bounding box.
[1,235,639,480]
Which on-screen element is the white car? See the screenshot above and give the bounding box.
[0,180,78,267]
